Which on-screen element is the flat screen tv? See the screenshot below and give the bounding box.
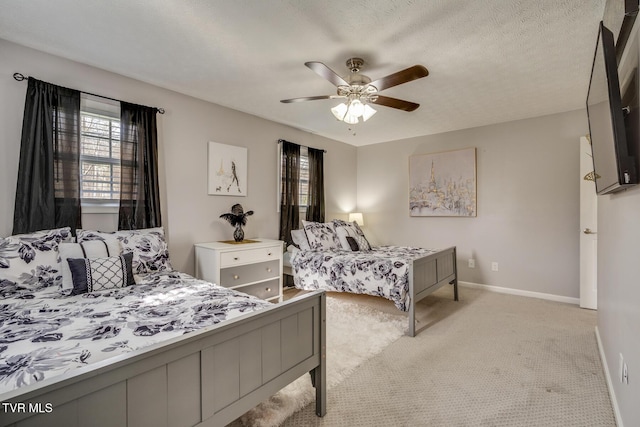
[586,21,638,195]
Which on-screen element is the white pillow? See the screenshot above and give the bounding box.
[59,240,122,293]
[302,220,339,250]
[76,227,172,274]
[0,227,73,296]
[291,229,311,251]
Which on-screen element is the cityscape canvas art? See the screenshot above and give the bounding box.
[409,147,476,217]
[208,142,247,196]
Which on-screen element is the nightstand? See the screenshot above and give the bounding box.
[194,239,283,303]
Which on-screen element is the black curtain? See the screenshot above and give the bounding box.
[278,140,301,247]
[13,78,81,234]
[119,102,161,230]
[305,147,325,222]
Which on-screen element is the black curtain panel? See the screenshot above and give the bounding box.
[119,102,162,230]
[305,146,325,223]
[279,140,301,247]
[13,78,81,235]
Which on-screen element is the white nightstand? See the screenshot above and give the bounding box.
[194,239,284,303]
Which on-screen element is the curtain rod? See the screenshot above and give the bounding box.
[278,139,326,153]
[13,72,165,114]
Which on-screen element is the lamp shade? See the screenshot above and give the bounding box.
[331,100,377,124]
[331,103,348,120]
[349,212,364,226]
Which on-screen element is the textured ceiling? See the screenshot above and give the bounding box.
[0,0,606,146]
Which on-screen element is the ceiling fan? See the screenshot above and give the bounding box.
[280,58,428,124]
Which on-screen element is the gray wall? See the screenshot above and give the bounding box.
[0,39,357,274]
[596,9,640,424]
[357,110,588,299]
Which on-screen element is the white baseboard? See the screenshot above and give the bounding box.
[595,326,623,427]
[458,281,580,305]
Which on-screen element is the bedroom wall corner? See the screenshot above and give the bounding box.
[356,110,587,299]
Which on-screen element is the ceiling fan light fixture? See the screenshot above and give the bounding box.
[331,103,348,120]
[362,104,377,121]
[331,98,377,124]
[343,113,359,125]
[347,99,365,117]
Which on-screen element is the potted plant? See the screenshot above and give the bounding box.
[220,204,254,242]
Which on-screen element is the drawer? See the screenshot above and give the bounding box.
[220,246,280,267]
[237,278,280,300]
[220,260,280,287]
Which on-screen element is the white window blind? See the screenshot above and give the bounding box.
[80,95,121,206]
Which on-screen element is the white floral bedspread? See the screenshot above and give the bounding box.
[291,246,437,311]
[0,271,271,395]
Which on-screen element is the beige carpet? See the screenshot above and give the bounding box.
[279,286,616,426]
[230,293,407,427]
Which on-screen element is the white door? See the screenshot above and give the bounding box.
[579,136,598,310]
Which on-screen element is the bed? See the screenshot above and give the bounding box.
[289,220,458,337]
[0,227,326,427]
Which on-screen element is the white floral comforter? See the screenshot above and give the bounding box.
[291,246,437,311]
[0,272,271,395]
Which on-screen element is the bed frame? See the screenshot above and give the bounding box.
[407,246,458,337]
[286,246,458,338]
[0,291,326,427]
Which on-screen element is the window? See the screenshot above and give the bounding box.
[299,146,309,215]
[279,145,309,222]
[80,95,120,207]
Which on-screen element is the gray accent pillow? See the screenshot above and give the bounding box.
[59,240,122,293]
[68,252,134,295]
[333,220,371,251]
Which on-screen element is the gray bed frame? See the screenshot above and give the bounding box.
[285,246,458,337]
[0,291,326,427]
[407,246,458,337]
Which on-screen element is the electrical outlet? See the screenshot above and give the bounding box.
[491,262,499,271]
[468,259,475,268]
[623,363,629,384]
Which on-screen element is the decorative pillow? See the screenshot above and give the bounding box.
[333,220,371,251]
[336,227,371,251]
[0,227,73,293]
[302,220,339,250]
[345,236,360,251]
[59,240,122,293]
[68,252,134,295]
[76,227,172,274]
[291,229,311,251]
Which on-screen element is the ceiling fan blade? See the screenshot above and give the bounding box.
[368,65,428,92]
[305,62,350,87]
[280,95,343,103]
[370,95,420,112]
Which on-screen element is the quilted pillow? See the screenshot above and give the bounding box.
[68,252,134,294]
[0,227,73,294]
[333,220,371,251]
[302,220,339,250]
[59,239,122,293]
[76,227,172,274]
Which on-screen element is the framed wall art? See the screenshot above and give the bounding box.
[409,147,476,217]
[208,142,247,196]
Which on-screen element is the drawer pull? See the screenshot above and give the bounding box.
[266,268,272,273]
[234,257,239,261]
[267,252,272,256]
[266,287,271,292]
[233,275,239,280]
